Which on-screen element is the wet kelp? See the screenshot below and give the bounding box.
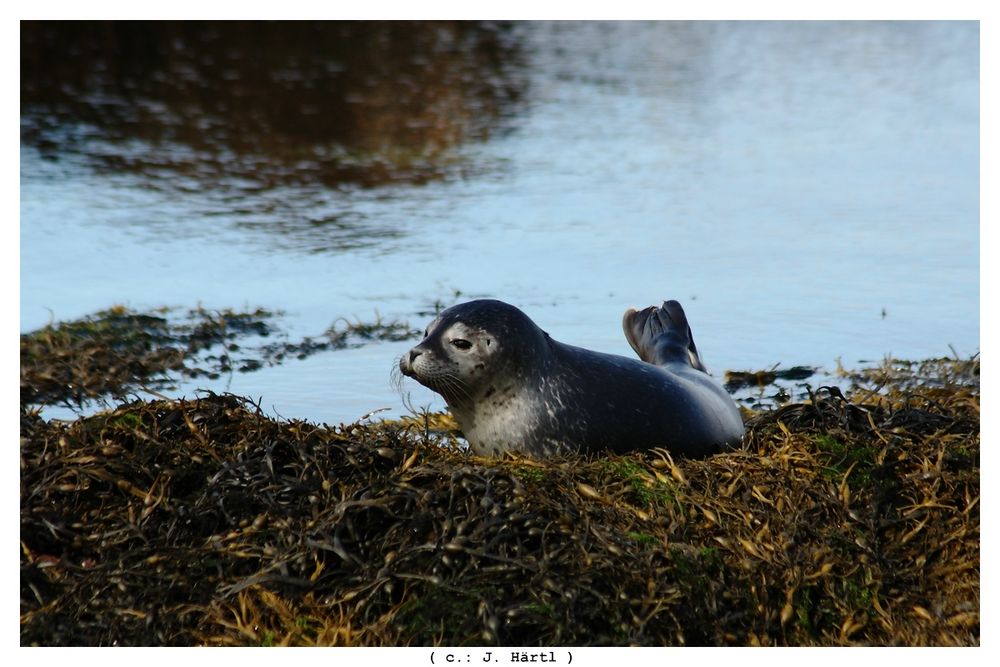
[20,358,979,646]
[20,305,416,407]
[20,306,273,406]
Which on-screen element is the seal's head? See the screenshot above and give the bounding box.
[398,299,551,408]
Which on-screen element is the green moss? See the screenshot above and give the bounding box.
[112,412,145,429]
[698,546,721,565]
[603,459,678,509]
[796,587,816,636]
[396,584,500,644]
[513,467,547,484]
[814,435,877,490]
[627,531,658,547]
[522,601,555,618]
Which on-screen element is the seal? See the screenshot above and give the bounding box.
[398,299,744,457]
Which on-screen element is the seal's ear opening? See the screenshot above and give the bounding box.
[622,300,708,372]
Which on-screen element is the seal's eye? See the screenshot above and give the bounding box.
[450,338,473,350]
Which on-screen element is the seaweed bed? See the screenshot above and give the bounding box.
[20,305,415,407]
[20,310,980,646]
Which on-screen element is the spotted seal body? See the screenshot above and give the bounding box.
[399,299,744,457]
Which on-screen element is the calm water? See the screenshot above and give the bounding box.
[20,21,980,424]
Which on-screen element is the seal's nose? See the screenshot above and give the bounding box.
[400,348,422,376]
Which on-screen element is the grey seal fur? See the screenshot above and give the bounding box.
[398,299,744,457]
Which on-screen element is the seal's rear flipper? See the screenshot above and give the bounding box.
[622,300,707,371]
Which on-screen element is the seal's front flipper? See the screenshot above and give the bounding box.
[622,300,707,371]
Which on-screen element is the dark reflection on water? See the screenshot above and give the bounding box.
[21,21,527,188]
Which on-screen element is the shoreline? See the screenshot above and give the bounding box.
[20,307,980,646]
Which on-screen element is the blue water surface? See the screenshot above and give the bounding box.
[20,21,980,424]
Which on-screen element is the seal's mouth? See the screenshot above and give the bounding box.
[390,356,418,398]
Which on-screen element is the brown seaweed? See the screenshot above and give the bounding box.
[20,357,979,646]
